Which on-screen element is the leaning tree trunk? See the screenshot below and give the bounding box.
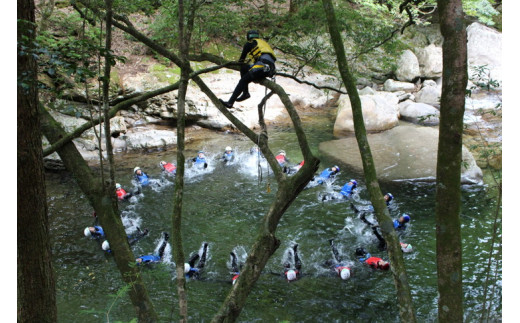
[17,0,57,321]
[435,0,467,321]
[39,105,158,322]
[321,0,416,321]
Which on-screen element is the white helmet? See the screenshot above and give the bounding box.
[225,146,232,151]
[115,183,121,189]
[286,270,297,281]
[84,227,92,237]
[134,167,141,173]
[340,268,351,280]
[278,150,286,156]
[184,263,191,274]
[102,240,110,251]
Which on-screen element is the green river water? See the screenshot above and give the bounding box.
[46,113,502,322]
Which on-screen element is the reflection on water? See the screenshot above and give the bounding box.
[47,121,501,322]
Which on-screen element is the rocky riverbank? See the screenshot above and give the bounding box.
[43,22,501,184]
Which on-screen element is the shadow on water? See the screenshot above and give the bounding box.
[46,117,501,322]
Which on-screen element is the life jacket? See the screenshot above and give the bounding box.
[247,39,276,62]
[334,265,350,275]
[319,168,334,179]
[393,219,406,229]
[232,274,240,285]
[223,152,234,161]
[340,182,355,197]
[275,154,286,165]
[365,257,383,268]
[116,188,127,200]
[163,163,176,174]
[93,226,105,238]
[136,173,149,186]
[195,157,206,164]
[137,254,160,264]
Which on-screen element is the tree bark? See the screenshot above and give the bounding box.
[435,0,467,321]
[17,0,57,321]
[321,0,417,322]
[39,105,159,322]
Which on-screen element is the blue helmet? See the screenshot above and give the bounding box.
[386,193,394,201]
[402,214,411,222]
[333,165,340,172]
[350,179,357,186]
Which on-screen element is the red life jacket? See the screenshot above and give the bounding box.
[163,163,176,173]
[275,154,286,165]
[365,257,382,268]
[116,188,127,200]
[232,274,240,285]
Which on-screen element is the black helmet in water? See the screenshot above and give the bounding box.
[247,30,260,41]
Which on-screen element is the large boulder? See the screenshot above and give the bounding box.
[395,50,421,81]
[383,79,416,93]
[415,80,441,107]
[123,129,177,150]
[467,22,502,86]
[416,44,443,78]
[398,100,440,125]
[334,92,400,135]
[320,122,483,184]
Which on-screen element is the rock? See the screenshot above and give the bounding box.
[415,82,441,107]
[398,100,440,125]
[467,22,502,87]
[123,129,177,150]
[334,92,399,135]
[395,50,421,81]
[416,44,443,78]
[358,87,376,96]
[320,122,483,184]
[383,79,416,93]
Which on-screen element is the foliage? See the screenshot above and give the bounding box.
[463,0,500,26]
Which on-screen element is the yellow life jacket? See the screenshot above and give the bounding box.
[247,38,276,62]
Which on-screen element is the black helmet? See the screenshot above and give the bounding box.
[247,30,260,41]
[355,247,366,257]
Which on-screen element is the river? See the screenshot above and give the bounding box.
[46,110,502,322]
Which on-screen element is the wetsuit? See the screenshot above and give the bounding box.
[136,233,168,265]
[230,251,241,285]
[221,37,276,108]
[185,243,209,279]
[283,244,302,281]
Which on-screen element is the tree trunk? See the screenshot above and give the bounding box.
[435,0,467,321]
[39,105,159,322]
[17,0,57,321]
[321,0,416,321]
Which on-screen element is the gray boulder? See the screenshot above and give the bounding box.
[320,122,483,184]
[383,79,416,93]
[123,129,177,150]
[395,50,421,81]
[467,22,502,86]
[415,81,441,107]
[334,92,399,135]
[416,44,443,78]
[398,100,440,125]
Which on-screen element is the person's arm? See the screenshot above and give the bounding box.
[238,41,255,62]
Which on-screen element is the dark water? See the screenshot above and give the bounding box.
[47,113,502,322]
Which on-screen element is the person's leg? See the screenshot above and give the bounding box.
[188,253,199,268]
[230,252,239,273]
[293,244,301,271]
[329,239,342,263]
[197,243,209,269]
